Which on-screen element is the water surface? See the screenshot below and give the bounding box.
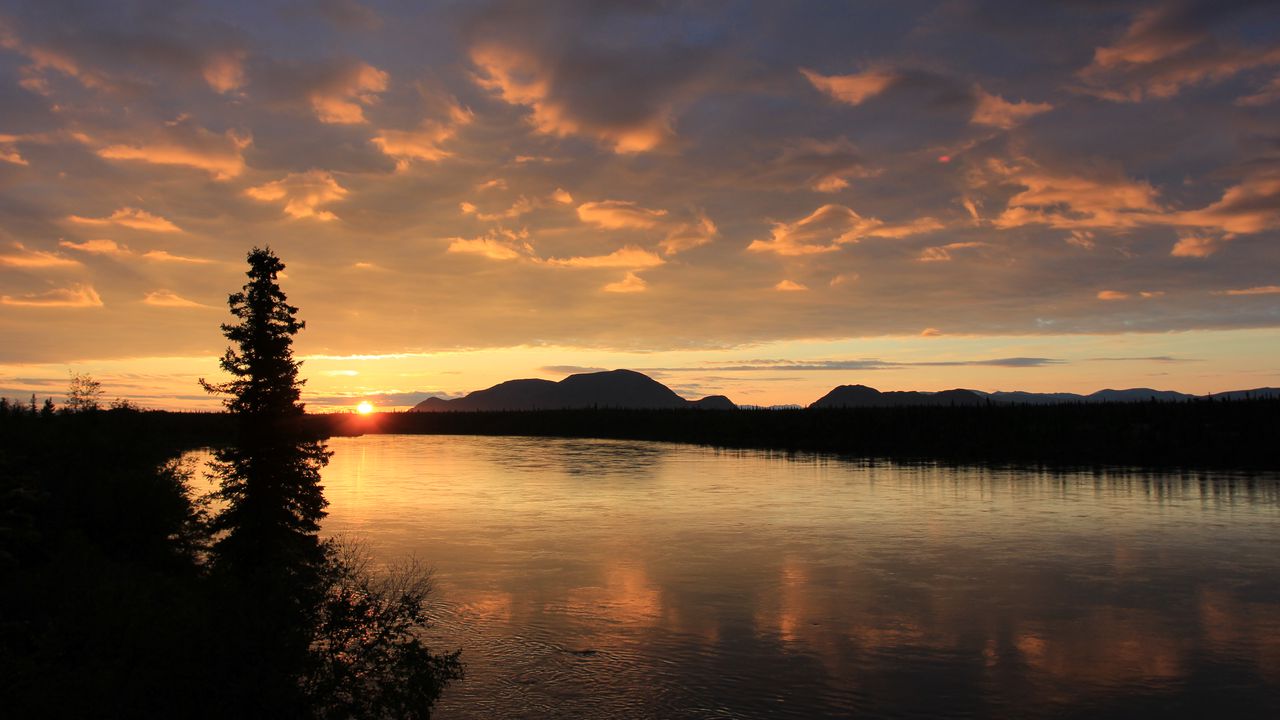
[211,435,1280,718]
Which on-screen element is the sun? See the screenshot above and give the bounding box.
[356,401,374,415]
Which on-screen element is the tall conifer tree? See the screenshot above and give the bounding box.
[202,247,330,579]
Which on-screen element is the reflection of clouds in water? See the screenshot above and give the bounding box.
[467,436,668,481]
[210,436,1280,718]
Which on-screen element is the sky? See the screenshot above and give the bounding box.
[1,0,1278,411]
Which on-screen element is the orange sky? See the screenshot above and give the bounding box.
[1,1,1278,410]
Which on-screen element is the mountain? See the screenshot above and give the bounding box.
[1205,387,1280,400]
[412,369,737,411]
[691,395,737,410]
[811,385,984,408]
[1086,388,1194,403]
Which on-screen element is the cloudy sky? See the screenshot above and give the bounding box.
[1,0,1278,410]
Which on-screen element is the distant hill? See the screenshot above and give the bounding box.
[815,385,1275,407]
[411,369,737,411]
[811,385,984,408]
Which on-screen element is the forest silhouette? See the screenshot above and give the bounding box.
[1,248,461,719]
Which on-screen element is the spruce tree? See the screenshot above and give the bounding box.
[201,247,330,580]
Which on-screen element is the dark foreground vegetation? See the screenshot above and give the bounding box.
[336,398,1280,470]
[1,248,460,719]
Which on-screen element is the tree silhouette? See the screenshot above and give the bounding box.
[66,372,102,412]
[201,247,330,579]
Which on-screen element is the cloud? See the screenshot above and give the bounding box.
[202,50,246,93]
[465,4,716,155]
[142,250,213,264]
[1097,290,1129,300]
[970,88,1052,128]
[774,280,808,292]
[371,103,472,166]
[143,290,208,308]
[543,246,664,269]
[1,284,103,308]
[576,200,669,230]
[540,365,609,375]
[748,204,942,256]
[641,357,1064,372]
[245,170,348,221]
[801,67,897,106]
[59,239,129,255]
[603,272,647,293]
[917,241,987,262]
[96,117,250,179]
[1077,4,1280,101]
[1170,233,1226,258]
[575,200,715,255]
[1171,171,1280,234]
[982,157,1162,230]
[1236,75,1280,106]
[1216,285,1280,296]
[751,137,878,194]
[0,243,79,268]
[447,229,533,260]
[920,328,941,337]
[310,61,388,124]
[67,208,181,232]
[659,212,718,255]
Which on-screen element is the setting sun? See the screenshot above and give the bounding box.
[356,401,374,415]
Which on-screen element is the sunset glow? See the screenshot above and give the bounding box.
[356,401,374,415]
[0,1,1276,409]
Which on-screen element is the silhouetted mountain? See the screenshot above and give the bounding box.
[1206,387,1280,400]
[691,395,737,410]
[811,385,983,408]
[412,396,454,411]
[412,369,734,411]
[984,391,1086,404]
[1087,388,1194,403]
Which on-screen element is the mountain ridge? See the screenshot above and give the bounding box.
[411,370,1280,412]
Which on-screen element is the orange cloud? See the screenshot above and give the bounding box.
[0,243,79,268]
[1171,172,1280,235]
[603,272,647,293]
[660,212,718,255]
[142,250,213,264]
[309,61,388,124]
[1078,6,1280,102]
[984,158,1162,230]
[470,44,672,153]
[97,118,250,179]
[143,290,208,308]
[774,279,808,292]
[1217,285,1280,296]
[748,204,941,255]
[1,283,103,308]
[447,229,533,261]
[917,241,986,262]
[971,88,1052,128]
[0,134,26,165]
[1170,234,1225,258]
[245,170,348,221]
[577,200,669,230]
[801,67,896,106]
[543,246,664,269]
[1097,290,1129,300]
[59,239,129,255]
[371,103,472,166]
[920,327,942,337]
[203,51,246,94]
[67,207,181,232]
